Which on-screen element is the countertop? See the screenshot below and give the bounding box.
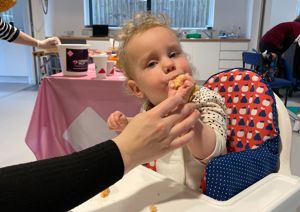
[58,36,250,42]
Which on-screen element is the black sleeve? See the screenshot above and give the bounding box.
[0,140,124,212]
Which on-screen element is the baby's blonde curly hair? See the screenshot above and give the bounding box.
[116,12,173,80]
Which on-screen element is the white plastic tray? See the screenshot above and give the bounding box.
[72,165,201,211]
[72,166,300,212]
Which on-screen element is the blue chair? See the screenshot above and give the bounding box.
[242,51,292,106]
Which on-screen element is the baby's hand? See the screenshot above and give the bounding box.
[107,111,128,132]
[169,73,198,101]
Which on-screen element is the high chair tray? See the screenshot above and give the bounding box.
[72,166,300,211]
[72,165,201,212]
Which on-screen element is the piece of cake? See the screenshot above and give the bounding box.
[172,74,199,101]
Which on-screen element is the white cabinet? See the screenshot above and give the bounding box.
[181,42,220,81]
[219,41,249,70]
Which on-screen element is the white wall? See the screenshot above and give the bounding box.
[214,0,250,38]
[0,0,34,83]
[263,0,298,34]
[249,0,263,51]
[44,0,85,37]
[31,1,46,41]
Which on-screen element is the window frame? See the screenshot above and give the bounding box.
[84,0,214,30]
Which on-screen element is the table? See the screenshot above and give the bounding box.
[25,68,142,160]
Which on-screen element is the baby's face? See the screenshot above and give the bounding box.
[126,26,192,106]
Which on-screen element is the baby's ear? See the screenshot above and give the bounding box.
[127,80,145,99]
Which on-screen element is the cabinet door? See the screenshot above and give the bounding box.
[220,42,248,51]
[219,41,249,70]
[181,42,220,81]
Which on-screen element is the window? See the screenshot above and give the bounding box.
[84,0,214,29]
[0,10,13,23]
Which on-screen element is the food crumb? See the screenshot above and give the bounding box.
[149,204,157,212]
[100,188,110,198]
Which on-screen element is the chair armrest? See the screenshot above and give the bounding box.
[197,173,300,211]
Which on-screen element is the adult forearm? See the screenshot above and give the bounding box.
[0,140,124,212]
[13,31,39,47]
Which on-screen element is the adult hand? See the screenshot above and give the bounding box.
[38,37,61,49]
[112,95,200,173]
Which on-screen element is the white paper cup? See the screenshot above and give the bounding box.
[107,60,116,76]
[57,44,90,76]
[91,54,108,79]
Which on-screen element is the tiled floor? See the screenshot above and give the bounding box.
[0,83,299,177]
[0,82,32,98]
[0,85,37,167]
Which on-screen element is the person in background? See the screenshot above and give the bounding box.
[259,15,300,58]
[0,16,60,48]
[107,12,227,192]
[0,95,200,211]
[259,15,300,92]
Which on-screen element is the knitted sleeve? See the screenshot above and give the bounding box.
[0,17,20,42]
[192,86,228,162]
[0,140,124,212]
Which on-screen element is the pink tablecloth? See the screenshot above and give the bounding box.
[25,69,141,160]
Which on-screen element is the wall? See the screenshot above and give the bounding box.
[263,0,298,34]
[31,0,46,40]
[0,0,34,83]
[214,0,250,38]
[249,0,263,51]
[44,0,85,37]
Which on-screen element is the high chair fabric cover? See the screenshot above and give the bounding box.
[203,68,280,201]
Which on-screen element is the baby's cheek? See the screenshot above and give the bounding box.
[181,62,193,75]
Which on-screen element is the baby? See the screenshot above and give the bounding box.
[107,12,227,191]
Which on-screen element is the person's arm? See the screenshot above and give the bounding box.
[0,140,123,212]
[0,17,60,49]
[168,75,227,161]
[0,95,199,211]
[187,87,228,162]
[0,17,20,42]
[13,31,61,49]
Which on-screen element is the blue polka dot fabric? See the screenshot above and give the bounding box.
[203,68,280,201]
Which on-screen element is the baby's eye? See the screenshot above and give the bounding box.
[146,61,157,68]
[169,51,178,58]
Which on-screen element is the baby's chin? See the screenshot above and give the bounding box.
[149,96,168,107]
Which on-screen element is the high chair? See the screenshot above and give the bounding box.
[195,68,300,211]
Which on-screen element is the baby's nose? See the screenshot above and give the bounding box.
[162,59,176,73]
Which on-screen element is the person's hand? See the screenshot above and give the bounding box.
[168,73,196,101]
[38,37,61,49]
[107,111,129,132]
[112,95,200,173]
